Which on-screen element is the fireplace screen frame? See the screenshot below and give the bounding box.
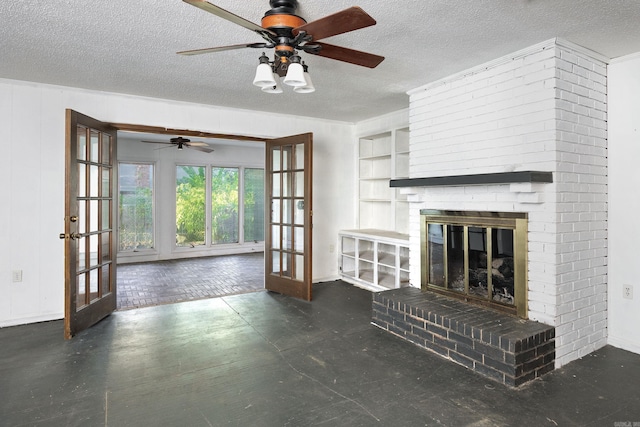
[420,210,528,318]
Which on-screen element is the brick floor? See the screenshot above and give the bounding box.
[116,253,264,310]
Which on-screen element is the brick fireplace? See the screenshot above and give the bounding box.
[373,38,608,376]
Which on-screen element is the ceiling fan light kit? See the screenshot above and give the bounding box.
[179,0,384,95]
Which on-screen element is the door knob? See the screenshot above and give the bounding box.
[70,233,82,240]
[59,233,68,240]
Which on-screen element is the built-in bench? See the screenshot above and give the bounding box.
[372,287,555,387]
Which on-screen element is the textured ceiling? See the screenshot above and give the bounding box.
[2,1,640,122]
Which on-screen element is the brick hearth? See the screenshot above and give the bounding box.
[372,288,555,387]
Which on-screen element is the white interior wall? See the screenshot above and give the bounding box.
[608,53,640,354]
[117,137,265,263]
[0,78,356,327]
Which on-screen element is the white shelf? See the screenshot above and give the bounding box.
[339,229,410,291]
[358,126,410,235]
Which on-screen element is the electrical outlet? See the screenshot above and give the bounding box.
[12,270,23,283]
[623,284,633,300]
[329,244,335,253]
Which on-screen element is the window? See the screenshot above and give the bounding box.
[118,162,154,251]
[176,165,264,248]
[176,165,206,247]
[244,168,265,242]
[211,167,239,244]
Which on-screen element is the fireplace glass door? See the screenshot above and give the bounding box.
[421,211,528,317]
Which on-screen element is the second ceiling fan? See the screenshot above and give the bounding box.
[178,0,384,91]
[141,137,214,153]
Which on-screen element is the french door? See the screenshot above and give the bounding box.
[265,133,313,300]
[62,110,117,339]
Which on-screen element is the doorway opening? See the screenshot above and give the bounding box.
[115,129,267,310]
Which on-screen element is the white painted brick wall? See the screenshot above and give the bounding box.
[406,39,608,368]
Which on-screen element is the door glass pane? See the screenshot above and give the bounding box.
[294,143,304,169]
[102,264,111,295]
[271,250,280,275]
[272,147,280,170]
[447,225,465,293]
[78,200,86,233]
[76,273,87,309]
[77,127,87,161]
[89,268,99,302]
[271,199,281,223]
[294,200,304,225]
[282,226,292,250]
[294,171,304,197]
[176,165,206,247]
[282,199,291,224]
[294,226,304,252]
[243,168,264,242]
[427,223,445,287]
[272,225,280,249]
[90,165,99,197]
[89,234,98,267]
[101,200,110,230]
[89,200,98,232]
[90,130,100,163]
[211,167,239,245]
[77,237,85,271]
[295,254,304,281]
[102,135,111,164]
[468,227,488,299]
[118,163,154,251]
[272,173,281,197]
[492,228,515,305]
[78,164,86,197]
[282,173,291,197]
[101,167,110,197]
[282,252,292,278]
[101,232,111,263]
[282,146,291,171]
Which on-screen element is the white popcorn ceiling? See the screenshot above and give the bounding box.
[1,0,639,122]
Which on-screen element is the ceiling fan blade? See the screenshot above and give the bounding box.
[188,145,215,153]
[140,140,172,145]
[306,42,384,68]
[178,42,267,56]
[292,7,376,41]
[186,141,210,147]
[183,0,276,38]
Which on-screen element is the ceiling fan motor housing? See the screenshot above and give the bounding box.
[262,0,306,58]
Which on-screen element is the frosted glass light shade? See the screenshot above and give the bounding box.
[253,63,276,87]
[283,62,306,87]
[262,73,283,93]
[294,71,315,93]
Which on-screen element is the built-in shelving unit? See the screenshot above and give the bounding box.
[358,127,410,234]
[339,229,410,292]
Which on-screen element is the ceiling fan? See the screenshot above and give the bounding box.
[178,0,384,92]
[140,137,214,153]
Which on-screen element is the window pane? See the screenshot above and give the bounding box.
[118,163,154,251]
[211,167,239,244]
[176,165,206,247]
[244,168,264,242]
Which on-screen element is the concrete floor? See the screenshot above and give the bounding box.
[1,281,639,426]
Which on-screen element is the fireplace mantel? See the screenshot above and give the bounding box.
[390,171,553,188]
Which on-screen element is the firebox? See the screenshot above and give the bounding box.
[420,210,528,318]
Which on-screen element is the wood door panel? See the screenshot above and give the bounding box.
[265,133,313,301]
[64,110,117,339]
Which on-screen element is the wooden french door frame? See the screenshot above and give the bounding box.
[63,110,118,339]
[265,133,313,300]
